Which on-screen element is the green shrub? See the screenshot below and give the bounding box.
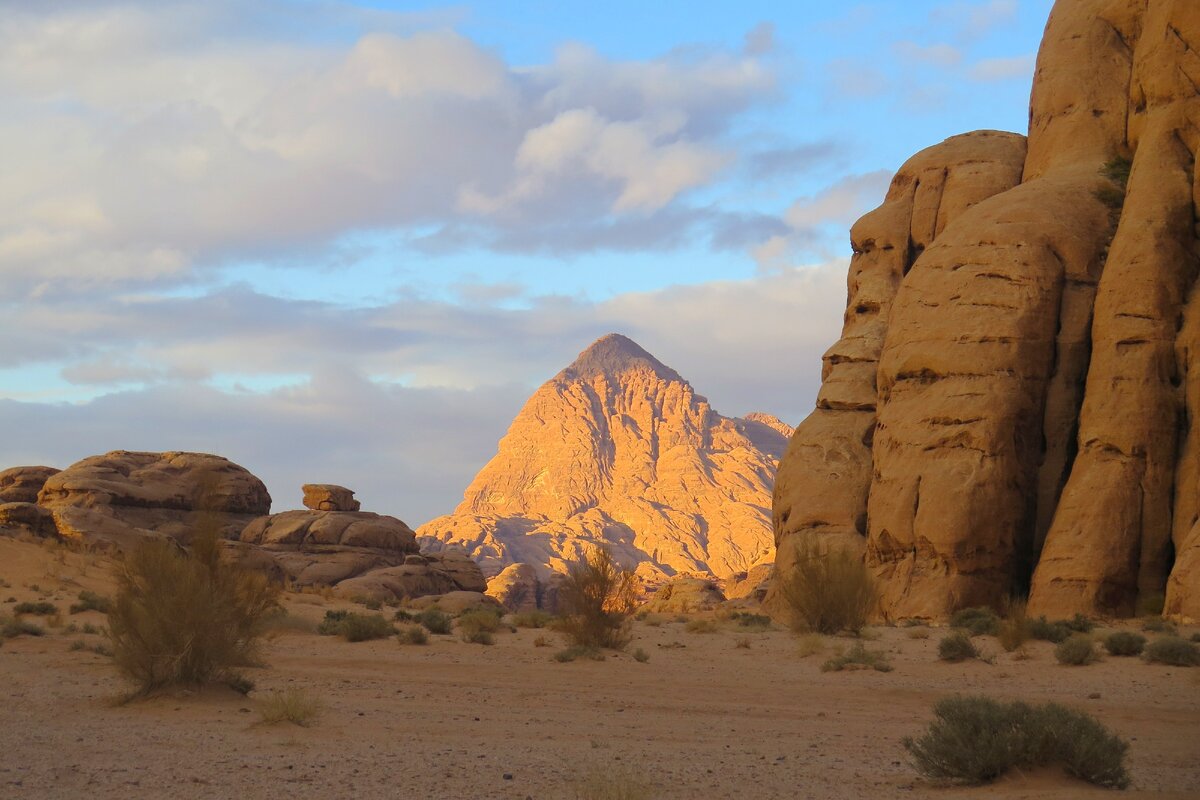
[69,591,112,615]
[557,547,638,651]
[511,610,553,628]
[316,610,349,635]
[13,601,58,616]
[1103,631,1146,657]
[938,632,980,663]
[904,696,1129,787]
[1029,617,1071,643]
[457,608,503,641]
[949,607,999,637]
[338,613,393,642]
[1054,634,1097,666]
[107,516,280,694]
[393,609,413,622]
[821,642,892,673]
[779,542,874,635]
[1144,636,1200,667]
[416,608,453,635]
[1063,614,1095,634]
[395,625,429,645]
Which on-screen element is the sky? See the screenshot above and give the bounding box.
[0,0,1055,524]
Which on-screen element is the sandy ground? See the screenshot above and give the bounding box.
[1,537,1198,800]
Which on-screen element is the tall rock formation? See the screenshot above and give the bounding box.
[772,0,1200,621]
[419,334,791,583]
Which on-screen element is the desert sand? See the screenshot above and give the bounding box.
[1,538,1196,800]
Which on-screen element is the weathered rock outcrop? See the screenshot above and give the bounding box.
[641,577,726,614]
[302,484,360,512]
[419,334,791,584]
[486,563,540,613]
[37,451,270,549]
[772,0,1200,621]
[0,466,60,504]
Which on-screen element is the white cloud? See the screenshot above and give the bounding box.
[784,171,893,229]
[894,41,964,67]
[970,54,1036,81]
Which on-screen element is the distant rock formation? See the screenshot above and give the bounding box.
[302,484,361,512]
[418,333,791,584]
[772,0,1200,622]
[0,466,60,504]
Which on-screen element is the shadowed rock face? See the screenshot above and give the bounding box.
[419,333,791,583]
[772,0,1200,621]
[0,466,60,504]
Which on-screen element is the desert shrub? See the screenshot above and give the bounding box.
[633,647,650,662]
[949,607,999,637]
[393,609,413,622]
[821,642,892,673]
[1144,636,1200,667]
[639,613,665,627]
[1,616,44,638]
[258,688,321,727]
[997,598,1031,652]
[1136,591,1165,617]
[107,517,280,694]
[685,618,718,634]
[1142,617,1177,635]
[907,627,931,640]
[554,645,604,663]
[1055,634,1098,666]
[731,612,772,630]
[904,696,1129,787]
[779,543,874,635]
[463,630,494,645]
[1103,631,1146,657]
[415,608,453,634]
[13,601,58,616]
[1101,155,1132,187]
[1062,614,1095,634]
[457,609,503,641]
[81,622,100,635]
[69,590,112,615]
[336,613,393,642]
[1029,617,1072,643]
[556,547,639,651]
[511,610,553,629]
[796,632,825,657]
[316,609,349,635]
[395,625,429,645]
[734,636,751,650]
[533,634,550,647]
[69,639,86,651]
[938,632,981,663]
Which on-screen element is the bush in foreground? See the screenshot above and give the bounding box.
[396,625,429,645]
[1103,631,1146,657]
[556,547,638,650]
[415,608,453,635]
[821,642,892,672]
[457,608,503,642]
[70,591,112,615]
[1144,636,1200,667]
[257,688,321,727]
[903,696,1129,788]
[1055,634,1098,666]
[107,517,280,695]
[779,542,874,635]
[938,632,981,663]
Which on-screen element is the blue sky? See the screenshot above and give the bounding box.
[0,0,1053,522]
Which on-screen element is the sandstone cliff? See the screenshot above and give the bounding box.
[419,333,791,583]
[772,0,1200,621]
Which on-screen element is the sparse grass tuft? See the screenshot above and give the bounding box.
[821,641,892,672]
[633,647,650,663]
[938,632,981,663]
[949,607,999,637]
[779,542,874,635]
[1054,634,1098,666]
[463,630,495,645]
[796,632,825,658]
[556,547,638,651]
[730,612,772,631]
[533,634,550,647]
[997,598,1031,652]
[106,511,280,695]
[903,695,1129,788]
[1144,636,1200,667]
[257,688,321,727]
[1102,631,1146,657]
[1029,617,1072,643]
[511,610,553,628]
[907,627,931,640]
[554,645,605,663]
[685,618,718,634]
[457,608,503,642]
[1142,617,1177,635]
[734,636,751,649]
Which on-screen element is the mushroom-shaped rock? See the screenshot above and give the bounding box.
[302,484,360,512]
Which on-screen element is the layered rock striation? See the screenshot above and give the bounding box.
[419,334,791,584]
[773,0,1200,621]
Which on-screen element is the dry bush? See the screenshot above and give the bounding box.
[1142,617,1177,635]
[821,642,892,672]
[107,515,280,695]
[415,608,453,635]
[557,547,638,650]
[1144,636,1200,666]
[69,590,111,615]
[996,598,1031,652]
[511,610,553,628]
[779,542,874,635]
[554,645,605,663]
[257,688,321,727]
[685,618,718,634]
[938,632,981,663]
[395,624,429,645]
[1054,634,1098,666]
[906,627,931,640]
[949,607,1000,637]
[796,632,825,657]
[904,696,1129,788]
[571,766,653,800]
[317,610,393,642]
[457,608,504,642]
[13,601,58,616]
[1102,631,1146,657]
[734,636,751,650]
[633,647,650,662]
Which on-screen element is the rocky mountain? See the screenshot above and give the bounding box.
[772,0,1200,621]
[418,333,792,583]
